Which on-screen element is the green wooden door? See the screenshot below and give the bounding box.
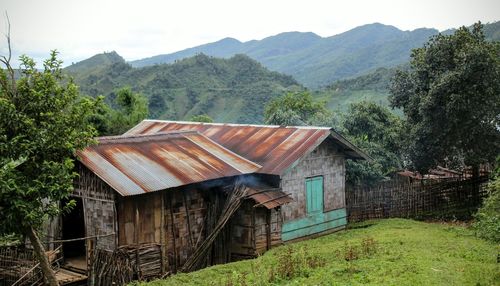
[306,176,323,214]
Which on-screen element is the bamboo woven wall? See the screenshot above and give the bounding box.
[346,176,490,222]
[165,188,209,272]
[74,163,117,251]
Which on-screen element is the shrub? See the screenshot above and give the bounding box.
[473,176,500,242]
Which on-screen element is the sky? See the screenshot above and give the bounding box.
[0,0,499,67]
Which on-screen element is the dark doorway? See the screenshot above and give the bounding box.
[62,197,86,270]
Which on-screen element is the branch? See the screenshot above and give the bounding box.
[4,11,11,63]
[0,11,16,97]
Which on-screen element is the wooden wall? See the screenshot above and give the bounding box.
[231,200,255,259]
[116,187,210,274]
[231,200,283,259]
[72,172,286,277]
[74,163,117,251]
[165,188,208,270]
[255,207,282,254]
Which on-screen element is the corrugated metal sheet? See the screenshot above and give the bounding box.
[125,120,369,175]
[77,131,262,196]
[246,188,293,209]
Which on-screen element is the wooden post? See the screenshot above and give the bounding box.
[134,201,140,279]
[182,191,195,251]
[160,192,166,275]
[168,193,177,273]
[265,210,271,251]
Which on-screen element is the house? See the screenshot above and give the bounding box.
[125,120,369,241]
[57,130,291,279]
[46,121,368,282]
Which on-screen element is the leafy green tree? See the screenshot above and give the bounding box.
[342,102,404,186]
[0,51,98,285]
[110,87,148,134]
[390,23,500,175]
[148,93,166,118]
[189,114,214,123]
[264,91,333,126]
[92,87,148,136]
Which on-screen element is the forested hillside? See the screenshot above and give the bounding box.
[313,67,400,114]
[130,22,500,88]
[67,22,500,123]
[131,23,437,87]
[65,53,301,123]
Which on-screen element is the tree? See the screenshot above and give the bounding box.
[189,114,214,123]
[390,23,500,175]
[148,93,166,118]
[0,51,98,285]
[90,87,148,136]
[341,102,404,186]
[264,91,334,126]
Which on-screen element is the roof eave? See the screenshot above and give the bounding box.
[329,130,372,161]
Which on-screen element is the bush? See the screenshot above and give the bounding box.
[473,176,500,242]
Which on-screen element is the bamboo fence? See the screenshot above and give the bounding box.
[346,176,490,222]
[0,247,43,286]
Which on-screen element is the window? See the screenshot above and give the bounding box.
[306,176,323,214]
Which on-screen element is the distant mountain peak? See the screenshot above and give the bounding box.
[129,21,497,87]
[65,51,125,73]
[88,51,125,63]
[218,37,242,44]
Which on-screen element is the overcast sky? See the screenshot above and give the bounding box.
[1,0,499,67]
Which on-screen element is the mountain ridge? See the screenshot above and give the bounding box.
[65,53,301,123]
[129,23,438,87]
[129,21,499,87]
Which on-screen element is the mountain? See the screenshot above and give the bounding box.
[130,23,437,87]
[313,21,500,113]
[65,53,301,123]
[313,67,400,114]
[442,21,500,41]
[131,21,500,88]
[67,21,500,123]
[483,21,500,41]
[65,51,125,77]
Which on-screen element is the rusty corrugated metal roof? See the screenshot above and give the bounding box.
[77,131,262,196]
[125,120,369,175]
[246,188,293,209]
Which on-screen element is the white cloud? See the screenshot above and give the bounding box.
[0,0,499,66]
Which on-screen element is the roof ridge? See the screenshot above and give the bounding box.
[141,119,333,130]
[96,130,199,144]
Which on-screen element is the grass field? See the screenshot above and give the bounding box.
[133,219,499,286]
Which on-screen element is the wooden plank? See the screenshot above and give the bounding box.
[160,192,166,275]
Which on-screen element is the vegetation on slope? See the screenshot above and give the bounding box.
[313,67,400,115]
[473,168,500,243]
[66,53,301,123]
[132,219,499,286]
[130,21,500,88]
[130,23,438,88]
[67,22,500,125]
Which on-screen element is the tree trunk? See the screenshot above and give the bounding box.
[26,226,59,286]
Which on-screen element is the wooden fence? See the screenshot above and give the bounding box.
[88,248,133,286]
[0,247,42,286]
[346,176,490,222]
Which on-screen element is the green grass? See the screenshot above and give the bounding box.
[132,219,499,286]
